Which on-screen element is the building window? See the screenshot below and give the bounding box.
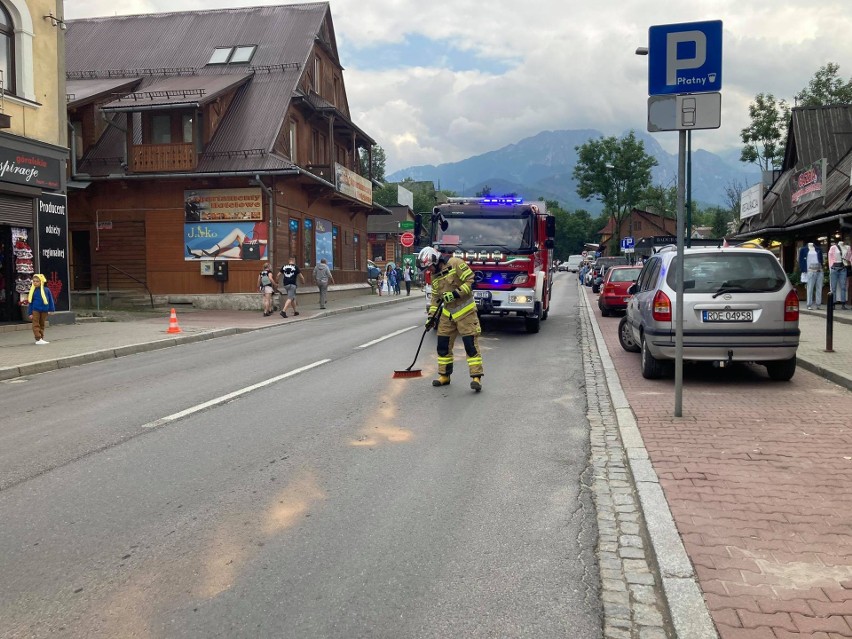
[313,56,321,93]
[288,120,298,163]
[303,218,314,267]
[182,113,194,143]
[71,119,84,159]
[371,242,384,261]
[151,114,171,144]
[0,4,15,95]
[311,128,319,163]
[207,45,257,65]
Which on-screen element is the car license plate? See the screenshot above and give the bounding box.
[702,310,753,322]
[473,291,491,300]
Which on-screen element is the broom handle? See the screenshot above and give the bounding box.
[406,300,442,371]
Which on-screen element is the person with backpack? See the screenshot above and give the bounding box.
[258,263,276,316]
[313,258,334,309]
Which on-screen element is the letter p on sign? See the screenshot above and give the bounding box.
[666,30,706,85]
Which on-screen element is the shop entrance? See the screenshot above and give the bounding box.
[71,230,92,289]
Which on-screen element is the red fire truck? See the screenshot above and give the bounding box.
[415,197,556,333]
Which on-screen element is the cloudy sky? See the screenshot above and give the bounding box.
[65,1,852,173]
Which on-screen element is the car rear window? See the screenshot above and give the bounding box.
[609,268,642,283]
[669,253,787,293]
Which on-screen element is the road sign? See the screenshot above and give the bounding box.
[400,231,415,247]
[620,236,635,250]
[648,92,721,131]
[399,220,414,230]
[648,20,722,96]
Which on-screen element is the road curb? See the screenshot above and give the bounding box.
[580,286,718,639]
[795,355,852,392]
[0,297,411,381]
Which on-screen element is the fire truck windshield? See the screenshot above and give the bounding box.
[435,216,533,253]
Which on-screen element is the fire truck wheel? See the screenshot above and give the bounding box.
[525,302,541,333]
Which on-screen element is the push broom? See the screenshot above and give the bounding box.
[393,301,442,379]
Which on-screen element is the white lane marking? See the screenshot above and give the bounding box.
[142,359,331,429]
[356,326,419,349]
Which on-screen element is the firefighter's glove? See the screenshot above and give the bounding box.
[442,289,460,303]
[425,315,436,329]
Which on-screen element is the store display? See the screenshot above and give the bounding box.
[12,228,32,308]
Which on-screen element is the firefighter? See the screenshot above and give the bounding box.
[418,246,483,392]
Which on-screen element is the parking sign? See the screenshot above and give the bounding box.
[648,20,722,96]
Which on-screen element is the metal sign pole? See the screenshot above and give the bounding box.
[675,130,686,417]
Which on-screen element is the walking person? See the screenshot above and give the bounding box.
[403,263,413,296]
[394,265,403,295]
[258,263,276,316]
[27,274,56,345]
[418,246,484,392]
[278,256,304,318]
[313,258,334,309]
[376,271,384,296]
[386,265,398,297]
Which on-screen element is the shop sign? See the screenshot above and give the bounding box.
[0,147,62,190]
[335,163,373,206]
[791,159,826,207]
[184,188,263,222]
[36,192,70,311]
[740,183,763,219]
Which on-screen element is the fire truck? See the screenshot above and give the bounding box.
[415,197,556,333]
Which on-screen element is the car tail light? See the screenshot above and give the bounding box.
[784,289,799,321]
[603,283,615,296]
[652,290,672,321]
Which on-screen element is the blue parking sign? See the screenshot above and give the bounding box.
[648,20,722,96]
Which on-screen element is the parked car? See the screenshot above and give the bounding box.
[564,255,584,273]
[618,245,800,380]
[598,266,642,316]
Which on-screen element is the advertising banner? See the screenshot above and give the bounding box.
[335,163,373,205]
[185,221,268,260]
[35,193,70,311]
[315,218,333,269]
[791,159,826,207]
[0,147,62,190]
[184,188,263,222]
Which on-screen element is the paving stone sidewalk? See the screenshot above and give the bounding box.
[584,286,852,639]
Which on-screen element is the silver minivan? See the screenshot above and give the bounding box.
[618,245,800,380]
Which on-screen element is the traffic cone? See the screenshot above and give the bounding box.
[166,308,182,334]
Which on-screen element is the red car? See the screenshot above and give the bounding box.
[598,266,642,316]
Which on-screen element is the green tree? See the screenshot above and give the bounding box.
[740,93,790,172]
[711,207,732,238]
[638,182,677,218]
[572,131,657,250]
[358,145,387,182]
[795,62,852,106]
[475,185,492,197]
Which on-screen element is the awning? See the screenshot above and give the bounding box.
[67,77,142,108]
[100,73,253,112]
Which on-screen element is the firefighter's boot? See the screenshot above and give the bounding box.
[432,375,451,387]
[470,376,482,392]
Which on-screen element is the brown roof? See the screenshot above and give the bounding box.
[65,2,350,176]
[67,77,141,108]
[100,73,253,111]
[737,105,852,238]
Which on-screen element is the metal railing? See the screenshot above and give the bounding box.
[96,264,154,308]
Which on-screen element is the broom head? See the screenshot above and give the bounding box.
[392,368,422,379]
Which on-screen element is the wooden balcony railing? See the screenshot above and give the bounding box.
[130,143,196,173]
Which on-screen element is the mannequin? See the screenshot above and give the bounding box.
[829,240,850,310]
[798,241,823,310]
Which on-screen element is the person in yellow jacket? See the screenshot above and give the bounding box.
[418,246,483,392]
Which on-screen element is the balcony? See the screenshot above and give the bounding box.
[130,143,196,173]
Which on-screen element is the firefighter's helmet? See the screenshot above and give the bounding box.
[417,246,442,270]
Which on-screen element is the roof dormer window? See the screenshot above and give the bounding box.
[207,45,257,66]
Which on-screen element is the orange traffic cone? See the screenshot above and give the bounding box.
[166,308,182,334]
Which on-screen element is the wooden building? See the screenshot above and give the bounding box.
[64,3,386,307]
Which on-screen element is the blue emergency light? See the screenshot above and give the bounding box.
[480,197,523,205]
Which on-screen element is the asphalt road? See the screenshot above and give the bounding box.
[0,277,601,638]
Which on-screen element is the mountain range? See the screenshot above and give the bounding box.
[386,129,761,213]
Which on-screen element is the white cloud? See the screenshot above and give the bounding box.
[65,0,852,173]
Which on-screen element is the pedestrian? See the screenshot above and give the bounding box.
[418,246,483,392]
[27,273,56,345]
[367,262,380,293]
[394,265,403,295]
[376,271,384,296]
[403,263,413,296]
[258,262,277,316]
[386,265,398,296]
[828,240,851,310]
[278,256,305,318]
[313,258,334,309]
